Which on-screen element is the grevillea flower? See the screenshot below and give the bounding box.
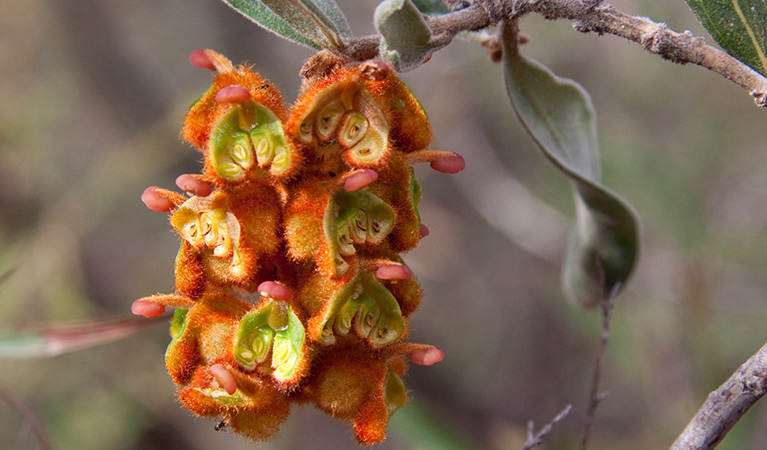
[133,49,463,445]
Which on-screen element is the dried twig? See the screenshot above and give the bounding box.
[670,342,767,450]
[522,404,573,450]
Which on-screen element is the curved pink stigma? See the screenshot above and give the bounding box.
[189,49,217,71]
[176,174,212,197]
[141,187,176,213]
[131,299,166,318]
[343,169,379,191]
[430,153,465,174]
[419,223,430,238]
[409,347,444,366]
[258,281,292,301]
[209,364,238,395]
[376,264,412,281]
[215,86,251,104]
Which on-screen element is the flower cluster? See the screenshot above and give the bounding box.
[133,49,463,445]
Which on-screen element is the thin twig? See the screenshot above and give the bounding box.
[0,381,54,450]
[521,404,573,450]
[337,0,767,106]
[580,283,619,450]
[669,342,767,450]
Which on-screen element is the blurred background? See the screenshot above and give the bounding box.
[1,0,767,449]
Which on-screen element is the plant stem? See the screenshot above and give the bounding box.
[581,285,617,450]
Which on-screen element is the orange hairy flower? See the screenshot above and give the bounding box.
[134,49,464,445]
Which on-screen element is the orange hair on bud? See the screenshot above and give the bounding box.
[182,51,287,152]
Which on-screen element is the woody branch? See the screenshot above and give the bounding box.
[670,342,767,450]
[341,0,767,107]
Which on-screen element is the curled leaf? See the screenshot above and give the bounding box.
[502,24,639,309]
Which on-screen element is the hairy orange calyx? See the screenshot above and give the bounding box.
[134,49,462,445]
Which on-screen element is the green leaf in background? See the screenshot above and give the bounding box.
[502,29,639,310]
[0,317,164,358]
[411,0,450,15]
[375,0,435,72]
[389,401,476,450]
[221,0,350,50]
[686,0,767,76]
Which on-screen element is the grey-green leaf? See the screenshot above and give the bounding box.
[502,33,639,309]
[411,0,450,15]
[374,0,434,71]
[221,0,319,48]
[686,0,767,77]
[221,0,350,50]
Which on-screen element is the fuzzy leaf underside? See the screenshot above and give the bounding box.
[221,0,350,50]
[374,0,434,72]
[686,0,767,76]
[503,41,639,310]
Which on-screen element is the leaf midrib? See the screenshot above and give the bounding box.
[731,0,767,74]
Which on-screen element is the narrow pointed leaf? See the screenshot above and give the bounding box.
[502,36,639,309]
[221,0,349,50]
[375,0,435,71]
[686,0,767,76]
[221,0,319,48]
[0,317,165,358]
